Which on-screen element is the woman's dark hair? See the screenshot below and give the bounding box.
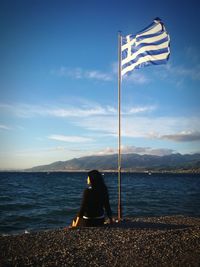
[88,170,107,193]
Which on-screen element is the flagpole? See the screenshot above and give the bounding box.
[118,31,122,221]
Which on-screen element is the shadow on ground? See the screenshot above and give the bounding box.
[105,220,191,230]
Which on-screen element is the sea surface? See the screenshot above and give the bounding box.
[0,172,200,234]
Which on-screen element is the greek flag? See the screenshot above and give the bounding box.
[121,18,170,76]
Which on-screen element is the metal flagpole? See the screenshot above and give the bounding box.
[118,31,122,221]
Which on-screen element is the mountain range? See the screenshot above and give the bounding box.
[27,153,200,172]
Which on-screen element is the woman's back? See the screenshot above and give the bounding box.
[79,185,111,218]
[72,170,113,227]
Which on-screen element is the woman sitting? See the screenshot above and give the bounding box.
[72,170,113,227]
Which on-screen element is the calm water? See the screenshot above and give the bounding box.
[0,172,200,234]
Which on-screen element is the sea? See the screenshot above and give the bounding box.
[0,172,200,235]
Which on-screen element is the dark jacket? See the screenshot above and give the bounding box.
[78,186,112,219]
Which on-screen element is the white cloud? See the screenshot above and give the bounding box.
[73,116,117,136]
[0,103,43,118]
[48,146,67,152]
[162,64,200,81]
[74,115,200,141]
[52,63,151,84]
[48,106,113,117]
[123,72,151,84]
[51,67,81,78]
[52,67,113,81]
[0,102,154,118]
[0,103,111,118]
[95,147,116,155]
[124,105,156,114]
[85,70,112,81]
[160,131,200,142]
[124,117,200,139]
[175,66,200,81]
[94,145,175,156]
[146,148,175,156]
[48,134,93,143]
[0,124,10,130]
[1,102,199,144]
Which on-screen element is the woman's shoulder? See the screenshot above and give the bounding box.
[83,187,92,195]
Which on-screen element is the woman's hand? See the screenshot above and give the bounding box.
[72,216,80,227]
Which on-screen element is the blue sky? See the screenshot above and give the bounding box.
[0,0,200,169]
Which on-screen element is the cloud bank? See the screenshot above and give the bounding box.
[95,145,175,156]
[161,131,200,142]
[0,124,10,130]
[52,67,113,81]
[48,134,93,143]
[1,103,200,144]
[52,64,151,85]
[0,103,154,118]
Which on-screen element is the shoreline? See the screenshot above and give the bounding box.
[1,169,200,174]
[1,216,200,266]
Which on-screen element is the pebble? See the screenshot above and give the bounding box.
[0,216,200,266]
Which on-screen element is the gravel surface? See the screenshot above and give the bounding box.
[0,216,200,267]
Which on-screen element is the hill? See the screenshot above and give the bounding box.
[27,153,200,172]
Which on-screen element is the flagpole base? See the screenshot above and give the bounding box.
[118,206,122,222]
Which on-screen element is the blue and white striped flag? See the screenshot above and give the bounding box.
[121,18,170,76]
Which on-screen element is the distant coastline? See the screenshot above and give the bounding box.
[1,153,200,174]
[1,168,200,174]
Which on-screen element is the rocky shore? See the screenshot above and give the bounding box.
[0,216,200,267]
